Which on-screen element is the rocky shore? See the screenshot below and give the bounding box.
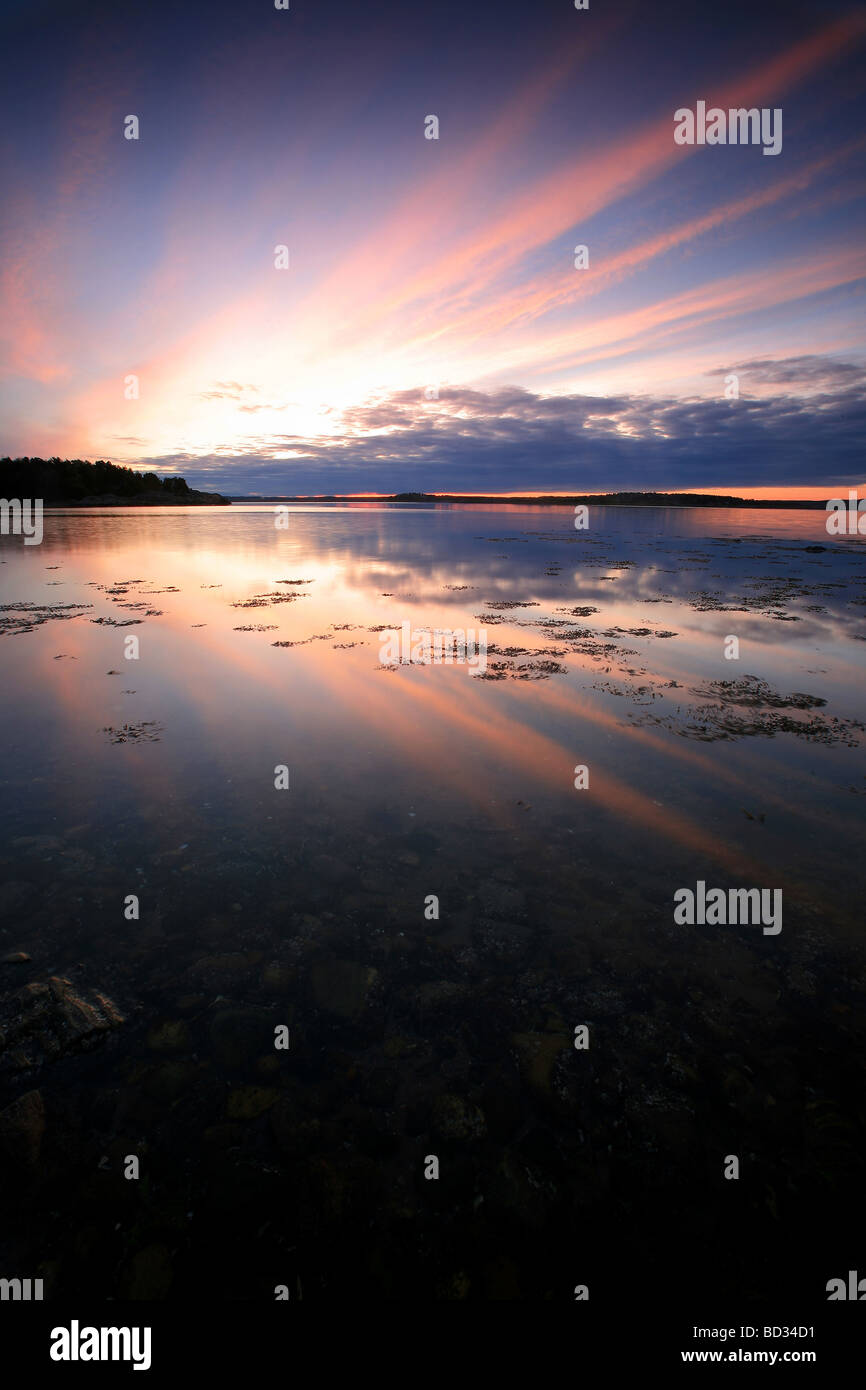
[64,491,230,506]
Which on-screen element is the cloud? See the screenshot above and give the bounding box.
[196,382,264,402]
[137,368,866,494]
[706,356,866,388]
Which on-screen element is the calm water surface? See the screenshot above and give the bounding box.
[1,503,864,1300]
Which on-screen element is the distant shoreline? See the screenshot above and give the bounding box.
[222,491,832,510]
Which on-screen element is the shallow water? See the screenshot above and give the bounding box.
[1,502,864,1301]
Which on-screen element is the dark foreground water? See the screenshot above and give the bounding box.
[1,502,864,1302]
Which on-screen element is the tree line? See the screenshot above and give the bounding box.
[0,456,194,500]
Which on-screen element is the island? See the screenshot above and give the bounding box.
[0,457,231,505]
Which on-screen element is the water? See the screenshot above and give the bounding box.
[1,502,864,1301]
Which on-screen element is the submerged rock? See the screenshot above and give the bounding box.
[146,1019,191,1053]
[432,1093,487,1140]
[512,1030,571,1097]
[0,975,124,1077]
[0,1088,45,1167]
[225,1085,280,1120]
[310,960,378,1019]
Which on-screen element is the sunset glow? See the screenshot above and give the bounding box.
[2,2,864,494]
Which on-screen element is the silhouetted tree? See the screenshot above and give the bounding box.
[0,458,206,501]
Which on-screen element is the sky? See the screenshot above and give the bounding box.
[1,0,865,497]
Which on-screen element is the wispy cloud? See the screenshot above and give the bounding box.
[2,4,864,491]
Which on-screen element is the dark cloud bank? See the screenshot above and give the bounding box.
[144,358,866,495]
